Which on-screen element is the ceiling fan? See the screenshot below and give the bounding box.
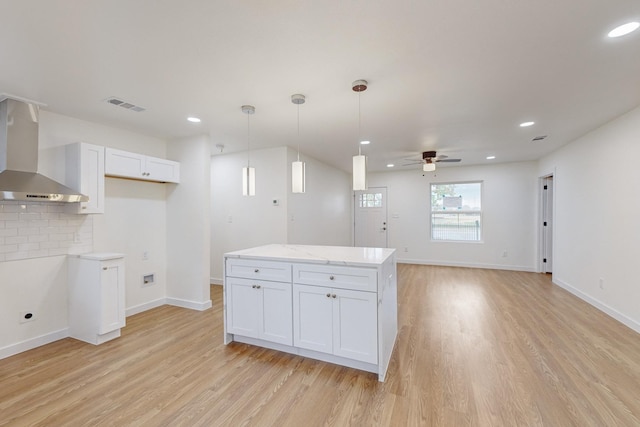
[403,151,462,171]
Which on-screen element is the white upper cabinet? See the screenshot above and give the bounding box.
[65,142,105,214]
[105,147,180,183]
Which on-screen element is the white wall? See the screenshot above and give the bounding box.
[368,161,538,271]
[286,147,352,246]
[539,105,640,333]
[210,147,352,282]
[210,147,289,282]
[166,135,211,310]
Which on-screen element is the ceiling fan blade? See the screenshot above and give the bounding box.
[402,161,423,166]
[436,158,461,163]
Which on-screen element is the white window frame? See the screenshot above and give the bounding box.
[430,181,483,243]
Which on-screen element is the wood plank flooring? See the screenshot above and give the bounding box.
[2,265,640,426]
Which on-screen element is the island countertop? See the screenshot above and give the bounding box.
[224,244,395,267]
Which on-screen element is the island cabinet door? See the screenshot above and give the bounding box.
[293,284,333,354]
[227,278,261,339]
[260,281,293,346]
[333,289,378,364]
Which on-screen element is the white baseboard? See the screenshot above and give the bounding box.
[0,328,69,360]
[166,297,212,311]
[126,298,166,317]
[553,278,640,335]
[210,276,223,285]
[397,258,537,272]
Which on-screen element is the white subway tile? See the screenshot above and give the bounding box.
[27,249,49,258]
[6,236,28,245]
[0,228,18,237]
[27,220,49,228]
[18,227,40,236]
[50,233,73,242]
[0,213,19,221]
[19,243,41,252]
[40,241,60,249]
[41,213,60,220]
[0,244,19,253]
[26,204,48,213]
[28,234,48,243]
[0,220,4,228]
[1,204,27,213]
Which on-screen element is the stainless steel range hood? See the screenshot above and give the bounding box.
[0,98,88,202]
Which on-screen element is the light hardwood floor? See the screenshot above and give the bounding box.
[2,265,640,426]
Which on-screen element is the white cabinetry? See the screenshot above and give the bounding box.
[224,244,397,381]
[105,147,180,183]
[65,142,105,214]
[293,283,377,364]
[68,253,125,345]
[226,260,293,346]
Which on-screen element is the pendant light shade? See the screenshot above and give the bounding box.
[423,162,436,172]
[353,154,367,190]
[291,94,306,193]
[292,160,305,193]
[242,166,255,196]
[352,79,368,191]
[241,105,255,196]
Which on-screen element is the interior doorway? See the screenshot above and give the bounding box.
[354,187,388,248]
[540,175,554,274]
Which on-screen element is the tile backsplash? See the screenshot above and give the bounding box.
[0,202,93,262]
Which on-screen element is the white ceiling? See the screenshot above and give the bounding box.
[1,1,639,172]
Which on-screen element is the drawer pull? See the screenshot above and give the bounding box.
[326,293,331,298]
[252,284,257,289]
[329,275,335,280]
[102,267,108,270]
[254,269,260,273]
[256,285,261,289]
[332,294,337,299]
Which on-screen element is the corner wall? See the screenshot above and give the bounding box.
[539,105,640,333]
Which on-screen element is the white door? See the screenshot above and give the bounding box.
[226,278,260,338]
[542,176,553,273]
[354,187,388,248]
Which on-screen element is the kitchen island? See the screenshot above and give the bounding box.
[223,244,397,381]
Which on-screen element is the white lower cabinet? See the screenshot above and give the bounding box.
[227,277,292,346]
[68,253,125,345]
[293,284,377,364]
[224,245,397,382]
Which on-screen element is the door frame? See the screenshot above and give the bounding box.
[538,172,555,274]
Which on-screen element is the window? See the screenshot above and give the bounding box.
[358,192,383,208]
[430,182,482,241]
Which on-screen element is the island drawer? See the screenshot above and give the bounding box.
[293,264,377,292]
[226,258,292,282]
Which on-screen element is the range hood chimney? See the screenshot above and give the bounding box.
[0,97,88,202]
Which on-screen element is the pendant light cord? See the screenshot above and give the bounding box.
[297,102,301,162]
[247,112,251,168]
[358,91,362,156]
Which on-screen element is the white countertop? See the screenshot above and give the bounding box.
[225,244,395,267]
[78,252,125,261]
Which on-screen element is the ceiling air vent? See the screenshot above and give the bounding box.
[105,97,146,112]
[532,135,547,142]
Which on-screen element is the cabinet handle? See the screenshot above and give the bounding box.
[254,269,259,273]
[102,267,108,270]
[252,285,256,289]
[326,293,331,298]
[329,275,335,280]
[332,294,337,299]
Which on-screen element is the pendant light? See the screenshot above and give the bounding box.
[352,79,368,191]
[291,94,306,193]
[241,105,255,196]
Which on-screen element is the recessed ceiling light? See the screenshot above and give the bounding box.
[187,117,201,123]
[486,156,496,160]
[608,22,640,38]
[360,140,370,145]
[387,163,394,168]
[520,121,535,127]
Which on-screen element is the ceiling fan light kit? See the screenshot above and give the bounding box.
[352,79,368,191]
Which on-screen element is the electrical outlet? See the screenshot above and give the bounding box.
[404,247,408,253]
[599,278,604,290]
[142,251,149,260]
[502,250,508,258]
[19,311,35,323]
